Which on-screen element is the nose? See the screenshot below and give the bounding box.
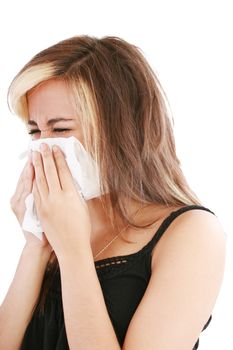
[40,130,54,139]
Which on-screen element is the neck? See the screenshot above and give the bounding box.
[86,194,166,243]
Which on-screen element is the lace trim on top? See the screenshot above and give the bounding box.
[95,258,128,270]
[94,248,150,279]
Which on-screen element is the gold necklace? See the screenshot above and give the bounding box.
[94,224,130,260]
[93,205,146,260]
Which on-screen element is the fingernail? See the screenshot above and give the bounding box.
[40,143,48,151]
[52,145,59,153]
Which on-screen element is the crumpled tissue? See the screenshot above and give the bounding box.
[19,136,104,240]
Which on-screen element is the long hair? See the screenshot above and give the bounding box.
[8,35,201,313]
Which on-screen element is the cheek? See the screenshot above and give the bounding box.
[33,133,41,140]
[72,130,85,146]
[28,132,41,140]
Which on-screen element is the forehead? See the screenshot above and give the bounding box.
[27,79,77,123]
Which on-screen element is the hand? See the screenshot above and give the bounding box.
[32,143,92,259]
[10,156,33,226]
[10,153,52,254]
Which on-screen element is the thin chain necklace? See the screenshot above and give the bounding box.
[94,224,130,260]
[93,205,146,260]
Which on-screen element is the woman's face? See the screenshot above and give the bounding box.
[27,79,84,144]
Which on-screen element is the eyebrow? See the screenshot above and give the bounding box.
[27,118,75,126]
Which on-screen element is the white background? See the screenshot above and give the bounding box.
[0,0,232,348]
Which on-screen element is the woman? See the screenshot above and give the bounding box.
[0,35,225,350]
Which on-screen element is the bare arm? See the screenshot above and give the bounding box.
[0,157,52,350]
[58,248,121,350]
[30,145,121,349]
[0,244,50,350]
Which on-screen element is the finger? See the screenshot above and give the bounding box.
[32,179,41,207]
[15,159,30,190]
[52,145,75,192]
[33,150,49,199]
[23,161,34,193]
[39,143,61,192]
[12,160,33,202]
[32,180,42,222]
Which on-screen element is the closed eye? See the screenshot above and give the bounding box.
[28,128,70,135]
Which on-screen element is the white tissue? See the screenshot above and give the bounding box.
[20,136,105,240]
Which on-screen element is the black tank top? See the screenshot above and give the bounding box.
[20,205,215,350]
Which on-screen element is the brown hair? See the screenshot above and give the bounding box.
[8,35,201,314]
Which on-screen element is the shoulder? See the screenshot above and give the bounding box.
[151,206,226,273]
[149,207,226,329]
